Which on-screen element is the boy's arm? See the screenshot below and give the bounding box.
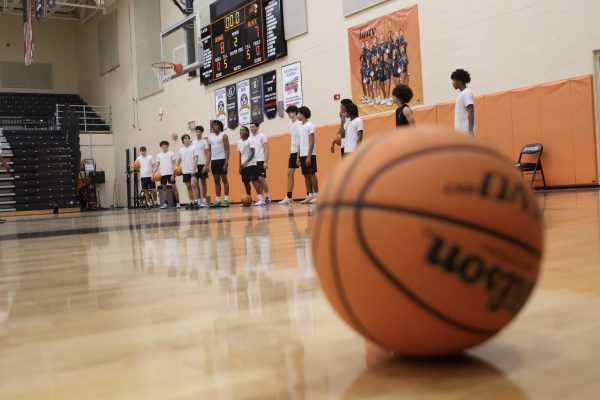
[306,133,315,166]
[467,105,475,135]
[338,113,346,138]
[357,130,364,146]
[263,141,269,169]
[203,145,210,173]
[238,150,243,171]
[153,159,159,174]
[223,134,230,172]
[403,107,416,125]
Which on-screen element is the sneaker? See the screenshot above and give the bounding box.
[254,199,265,206]
[370,100,375,106]
[264,197,271,206]
[309,196,318,204]
[209,201,222,208]
[176,204,181,209]
[300,196,313,205]
[222,200,230,207]
[278,197,293,205]
[160,204,169,209]
[199,201,207,208]
[143,206,151,210]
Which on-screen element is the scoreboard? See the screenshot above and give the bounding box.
[201,0,287,85]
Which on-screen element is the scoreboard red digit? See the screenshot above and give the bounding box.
[201,0,287,85]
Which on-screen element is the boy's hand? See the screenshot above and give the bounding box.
[330,145,335,153]
[222,163,228,173]
[306,157,312,167]
[170,176,175,183]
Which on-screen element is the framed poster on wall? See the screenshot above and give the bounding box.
[282,62,303,109]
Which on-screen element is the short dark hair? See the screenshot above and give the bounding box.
[139,146,147,151]
[341,98,353,106]
[297,106,311,119]
[392,84,414,104]
[345,103,359,118]
[211,120,224,131]
[240,125,250,135]
[181,134,190,142]
[451,69,471,84]
[250,120,260,128]
[195,125,204,133]
[286,105,298,114]
[159,140,169,147]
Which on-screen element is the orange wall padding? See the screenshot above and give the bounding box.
[212,75,598,201]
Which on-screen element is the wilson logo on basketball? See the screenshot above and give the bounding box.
[426,234,535,315]
[444,170,540,220]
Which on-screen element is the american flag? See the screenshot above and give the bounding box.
[23,0,34,66]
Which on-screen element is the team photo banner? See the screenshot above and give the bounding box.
[347,5,423,115]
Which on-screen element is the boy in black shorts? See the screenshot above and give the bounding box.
[177,134,199,209]
[279,105,302,205]
[192,125,209,208]
[134,146,157,209]
[237,125,262,204]
[207,120,230,208]
[154,140,180,209]
[297,106,319,204]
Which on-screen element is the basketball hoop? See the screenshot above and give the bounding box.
[152,61,183,88]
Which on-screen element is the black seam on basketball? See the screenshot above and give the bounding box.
[325,136,384,342]
[318,201,541,259]
[350,144,534,336]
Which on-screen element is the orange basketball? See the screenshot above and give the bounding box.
[241,195,253,206]
[132,161,141,170]
[173,166,183,176]
[153,172,161,182]
[312,126,543,357]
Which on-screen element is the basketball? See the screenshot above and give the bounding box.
[132,161,140,170]
[153,172,161,182]
[312,126,544,356]
[241,195,253,206]
[173,166,183,176]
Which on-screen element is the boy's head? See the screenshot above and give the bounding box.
[159,140,169,151]
[240,125,250,140]
[451,69,471,89]
[345,103,359,119]
[340,98,353,114]
[195,125,204,137]
[211,120,224,133]
[181,134,191,145]
[249,120,260,134]
[140,146,147,156]
[297,106,311,122]
[286,105,298,120]
[392,84,414,105]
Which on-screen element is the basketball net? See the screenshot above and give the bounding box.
[152,62,179,88]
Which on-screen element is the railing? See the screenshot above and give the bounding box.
[55,104,112,133]
[0,116,54,129]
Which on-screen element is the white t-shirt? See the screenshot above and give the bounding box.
[288,120,302,154]
[192,138,208,165]
[208,133,227,160]
[238,138,257,167]
[455,88,476,134]
[178,146,196,174]
[344,117,364,153]
[342,118,348,149]
[299,121,316,157]
[156,151,175,176]
[251,132,268,162]
[135,155,154,178]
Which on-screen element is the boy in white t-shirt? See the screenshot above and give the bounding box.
[341,103,364,154]
[177,134,199,209]
[237,125,262,205]
[451,68,476,135]
[192,125,210,208]
[153,140,180,209]
[249,121,271,205]
[207,120,230,208]
[279,105,302,205]
[297,106,319,204]
[134,146,157,209]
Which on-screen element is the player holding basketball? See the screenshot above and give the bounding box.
[237,125,262,204]
[154,140,180,209]
[341,103,364,154]
[177,134,199,209]
[207,120,230,207]
[451,69,476,135]
[135,146,157,209]
[279,105,302,205]
[297,106,318,204]
[393,84,416,127]
[192,126,209,208]
[249,121,271,205]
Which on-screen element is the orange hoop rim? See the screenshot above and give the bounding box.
[152,61,177,70]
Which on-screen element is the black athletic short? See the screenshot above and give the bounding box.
[241,165,259,183]
[341,147,345,156]
[211,159,227,175]
[195,164,208,179]
[160,174,173,186]
[182,173,192,183]
[300,155,317,175]
[257,161,267,178]
[288,153,299,169]
[141,177,155,190]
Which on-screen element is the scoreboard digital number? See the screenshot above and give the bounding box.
[201,0,287,85]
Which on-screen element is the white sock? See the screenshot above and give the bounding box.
[224,195,229,202]
[216,196,221,202]
[258,194,263,200]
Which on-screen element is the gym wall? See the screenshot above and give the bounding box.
[28,0,600,203]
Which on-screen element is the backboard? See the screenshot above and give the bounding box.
[160,12,202,76]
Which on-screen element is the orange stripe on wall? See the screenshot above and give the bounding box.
[212,75,598,202]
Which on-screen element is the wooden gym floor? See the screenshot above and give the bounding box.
[0,190,599,399]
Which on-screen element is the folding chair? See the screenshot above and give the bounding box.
[515,143,547,189]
